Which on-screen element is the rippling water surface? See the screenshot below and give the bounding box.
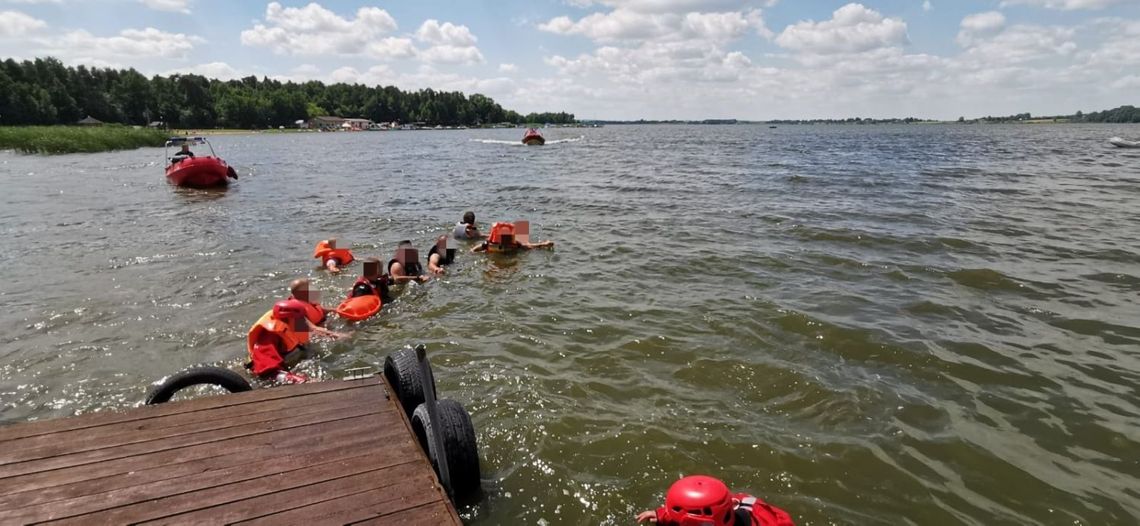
[2,124,1139,525]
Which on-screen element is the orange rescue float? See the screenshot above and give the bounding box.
[335,294,382,321]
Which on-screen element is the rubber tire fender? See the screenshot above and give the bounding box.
[411,399,481,499]
[145,366,253,405]
[383,347,437,418]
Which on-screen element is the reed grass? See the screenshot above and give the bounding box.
[0,125,168,154]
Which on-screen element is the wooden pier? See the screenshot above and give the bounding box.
[0,376,462,525]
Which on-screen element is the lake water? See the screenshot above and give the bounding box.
[1,124,1138,525]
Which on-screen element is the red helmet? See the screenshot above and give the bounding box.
[272,299,308,321]
[658,476,735,526]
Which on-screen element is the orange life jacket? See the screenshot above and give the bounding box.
[246,309,309,375]
[313,240,355,266]
[487,222,515,244]
[291,299,326,326]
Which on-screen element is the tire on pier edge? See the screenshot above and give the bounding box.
[411,399,481,500]
[144,366,253,405]
[383,347,437,418]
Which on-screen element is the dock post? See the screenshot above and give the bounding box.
[416,343,453,498]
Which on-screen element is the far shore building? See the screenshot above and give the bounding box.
[308,116,345,131]
[77,116,103,126]
[342,118,373,131]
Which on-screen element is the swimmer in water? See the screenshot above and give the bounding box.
[389,240,430,283]
[313,238,355,273]
[427,235,456,275]
[636,475,795,526]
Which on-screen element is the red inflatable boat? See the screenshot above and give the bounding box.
[165,137,237,188]
[522,128,545,145]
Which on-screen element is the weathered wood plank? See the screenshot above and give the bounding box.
[141,461,435,525]
[350,502,460,526]
[6,430,416,524]
[0,418,381,512]
[0,377,377,442]
[45,451,422,525]
[0,387,386,465]
[0,410,385,496]
[231,475,448,526]
[0,401,386,480]
[1,385,387,456]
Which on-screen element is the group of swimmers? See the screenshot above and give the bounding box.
[244,211,553,384]
[241,212,796,525]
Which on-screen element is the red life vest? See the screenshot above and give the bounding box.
[734,494,795,526]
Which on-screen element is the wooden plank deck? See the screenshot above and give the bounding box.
[0,376,462,525]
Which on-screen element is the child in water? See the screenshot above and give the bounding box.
[313,238,355,273]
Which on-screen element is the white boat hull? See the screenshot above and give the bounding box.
[1109,137,1140,148]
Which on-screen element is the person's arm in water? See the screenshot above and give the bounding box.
[471,242,488,253]
[428,253,445,274]
[522,240,555,250]
[305,319,349,339]
[635,510,658,523]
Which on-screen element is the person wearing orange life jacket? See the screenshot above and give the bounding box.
[427,235,456,275]
[471,221,554,253]
[313,238,355,273]
[246,299,348,384]
[636,475,794,526]
[288,278,328,326]
[389,240,430,284]
[350,257,392,303]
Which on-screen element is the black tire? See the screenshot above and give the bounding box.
[411,399,481,499]
[145,366,252,405]
[383,348,437,417]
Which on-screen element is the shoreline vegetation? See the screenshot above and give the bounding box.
[587,105,1140,125]
[0,125,167,154]
[0,57,574,129]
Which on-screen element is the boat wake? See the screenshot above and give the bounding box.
[470,135,585,146]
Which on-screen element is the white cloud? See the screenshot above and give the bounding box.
[365,37,417,60]
[140,0,191,13]
[1001,0,1126,10]
[539,8,769,42]
[775,3,909,54]
[415,19,484,65]
[923,1,933,11]
[957,11,1006,45]
[415,19,477,47]
[241,2,400,57]
[0,10,46,37]
[959,24,1076,64]
[499,63,518,73]
[165,61,242,80]
[39,27,203,60]
[419,45,484,65]
[565,0,762,13]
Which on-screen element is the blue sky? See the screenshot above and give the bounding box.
[1,0,1138,119]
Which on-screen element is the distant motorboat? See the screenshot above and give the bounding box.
[522,128,545,145]
[1108,136,1140,148]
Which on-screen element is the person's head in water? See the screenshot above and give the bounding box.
[326,237,337,249]
[289,278,319,304]
[462,211,475,225]
[497,233,516,250]
[396,240,419,265]
[363,257,381,279]
[435,235,449,254]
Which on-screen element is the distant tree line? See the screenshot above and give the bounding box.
[1072,105,1140,123]
[0,57,575,128]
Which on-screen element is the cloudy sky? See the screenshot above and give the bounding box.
[1,0,1137,119]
